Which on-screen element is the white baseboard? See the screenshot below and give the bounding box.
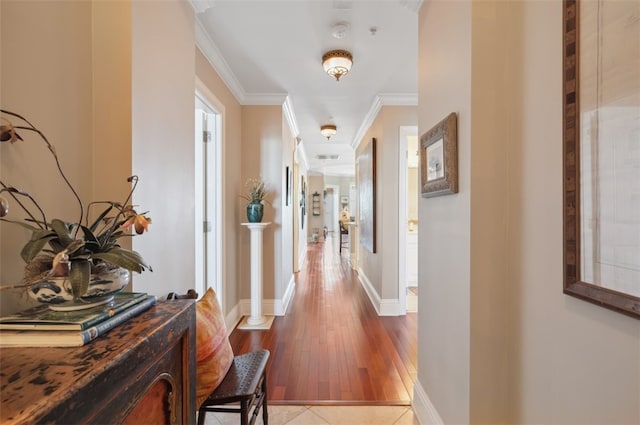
[298,246,307,271]
[277,275,296,315]
[225,303,243,335]
[412,380,444,425]
[356,267,404,316]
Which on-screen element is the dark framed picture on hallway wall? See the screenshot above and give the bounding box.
[420,112,458,198]
[358,138,376,253]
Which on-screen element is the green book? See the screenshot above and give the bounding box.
[0,295,157,347]
[0,292,147,331]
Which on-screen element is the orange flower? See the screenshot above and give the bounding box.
[124,213,151,235]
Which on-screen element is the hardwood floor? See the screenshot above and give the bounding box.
[228,235,418,405]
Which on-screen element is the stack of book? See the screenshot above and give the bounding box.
[0,292,157,347]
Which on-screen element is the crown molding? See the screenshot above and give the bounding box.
[195,20,245,104]
[190,0,216,14]
[195,19,288,106]
[351,96,382,150]
[283,96,300,138]
[351,92,418,151]
[296,140,309,171]
[378,93,418,105]
[244,93,288,106]
[399,0,424,13]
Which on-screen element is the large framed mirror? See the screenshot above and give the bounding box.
[563,0,640,318]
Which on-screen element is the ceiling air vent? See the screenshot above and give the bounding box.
[317,154,340,160]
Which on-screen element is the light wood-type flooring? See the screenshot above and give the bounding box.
[228,234,418,405]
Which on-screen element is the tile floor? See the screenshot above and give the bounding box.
[201,404,420,425]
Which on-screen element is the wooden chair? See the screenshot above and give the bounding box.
[166,289,198,300]
[167,290,270,425]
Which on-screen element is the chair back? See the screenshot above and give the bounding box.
[167,289,198,300]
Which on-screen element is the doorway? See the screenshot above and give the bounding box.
[195,81,223,305]
[398,126,419,313]
[324,184,340,234]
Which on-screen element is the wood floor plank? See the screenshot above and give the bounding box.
[227,235,417,405]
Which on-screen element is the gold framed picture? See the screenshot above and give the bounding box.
[420,112,458,198]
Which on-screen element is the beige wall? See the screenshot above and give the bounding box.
[357,105,418,312]
[0,1,293,321]
[240,105,282,302]
[1,1,102,314]
[417,0,473,422]
[1,0,199,308]
[130,0,196,298]
[415,1,640,424]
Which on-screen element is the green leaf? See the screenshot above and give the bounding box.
[50,219,74,246]
[69,259,91,298]
[64,239,86,257]
[92,248,151,273]
[21,234,57,262]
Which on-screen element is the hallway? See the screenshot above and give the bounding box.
[227,235,418,405]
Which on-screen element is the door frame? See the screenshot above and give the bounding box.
[195,78,224,307]
[398,125,418,312]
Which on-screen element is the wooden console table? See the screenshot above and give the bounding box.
[0,300,196,424]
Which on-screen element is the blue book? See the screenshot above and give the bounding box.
[0,295,157,347]
[0,292,147,331]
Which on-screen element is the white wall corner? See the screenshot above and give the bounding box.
[283,96,300,138]
[398,0,424,14]
[357,268,403,316]
[296,141,310,172]
[413,380,445,425]
[276,275,296,315]
[356,268,382,315]
[379,298,404,316]
[189,0,215,14]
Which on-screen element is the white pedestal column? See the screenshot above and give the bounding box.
[238,222,274,330]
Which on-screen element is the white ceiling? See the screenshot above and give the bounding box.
[192,0,420,176]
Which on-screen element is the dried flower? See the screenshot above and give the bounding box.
[241,178,269,204]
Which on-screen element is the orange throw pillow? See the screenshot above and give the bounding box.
[195,287,234,407]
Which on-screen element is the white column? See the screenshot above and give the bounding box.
[240,222,272,329]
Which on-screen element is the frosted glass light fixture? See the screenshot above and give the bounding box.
[322,50,353,81]
[320,124,337,140]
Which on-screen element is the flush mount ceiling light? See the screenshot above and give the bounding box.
[322,50,353,81]
[320,124,337,140]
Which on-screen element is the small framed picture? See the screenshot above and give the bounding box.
[420,112,458,197]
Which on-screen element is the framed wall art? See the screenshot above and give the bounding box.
[358,138,376,253]
[285,165,292,206]
[562,0,640,318]
[420,112,458,198]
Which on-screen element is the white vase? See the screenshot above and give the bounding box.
[28,267,130,309]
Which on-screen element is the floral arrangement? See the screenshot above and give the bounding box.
[240,177,269,204]
[0,109,152,297]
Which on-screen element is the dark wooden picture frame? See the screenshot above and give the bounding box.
[420,112,458,198]
[285,165,291,206]
[562,0,639,319]
[358,138,376,253]
[300,175,306,229]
